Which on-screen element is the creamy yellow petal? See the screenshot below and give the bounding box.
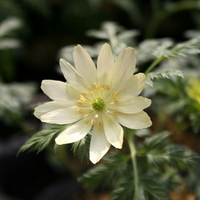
[117,73,146,99]
[116,111,152,129]
[108,96,151,114]
[97,43,114,85]
[40,106,81,124]
[55,120,92,144]
[90,125,110,164]
[60,59,89,93]
[111,47,136,89]
[73,45,97,84]
[41,80,79,104]
[34,101,66,119]
[102,113,123,149]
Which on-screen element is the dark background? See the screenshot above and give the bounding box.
[0,0,200,199]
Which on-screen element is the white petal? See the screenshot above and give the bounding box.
[40,106,81,124]
[90,125,110,164]
[34,101,66,119]
[116,111,152,129]
[111,47,136,89]
[73,45,97,84]
[117,73,146,98]
[108,96,151,114]
[41,80,79,104]
[97,43,114,85]
[55,120,92,144]
[60,59,89,93]
[102,113,123,149]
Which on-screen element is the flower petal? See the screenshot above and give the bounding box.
[117,73,146,99]
[41,80,79,104]
[60,59,89,93]
[73,45,97,84]
[55,120,92,144]
[40,106,81,124]
[102,113,123,148]
[108,96,151,114]
[116,111,152,129]
[34,101,66,119]
[97,43,114,85]
[90,125,110,164]
[111,47,136,89]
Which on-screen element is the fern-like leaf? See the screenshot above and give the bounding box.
[152,36,200,59]
[79,151,129,189]
[110,178,171,200]
[146,70,184,87]
[141,131,171,152]
[140,132,200,170]
[109,181,136,200]
[72,133,91,161]
[18,124,66,154]
[141,178,171,200]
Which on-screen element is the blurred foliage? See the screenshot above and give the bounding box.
[0,18,22,81]
[80,131,200,200]
[0,82,36,125]
[1,0,200,199]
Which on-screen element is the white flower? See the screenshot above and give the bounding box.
[34,43,152,164]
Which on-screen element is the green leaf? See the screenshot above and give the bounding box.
[110,178,171,200]
[0,18,22,38]
[18,124,66,154]
[109,181,136,200]
[164,145,200,168]
[136,38,174,65]
[151,36,200,59]
[140,132,200,170]
[140,178,171,200]
[79,151,129,189]
[189,110,200,133]
[167,37,200,58]
[146,145,200,169]
[146,69,184,87]
[0,82,36,124]
[72,133,91,162]
[186,168,200,199]
[141,131,171,152]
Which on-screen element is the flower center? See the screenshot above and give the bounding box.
[92,97,105,111]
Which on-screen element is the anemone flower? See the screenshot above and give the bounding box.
[34,43,152,164]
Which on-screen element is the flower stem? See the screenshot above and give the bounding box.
[145,56,165,74]
[127,131,139,200]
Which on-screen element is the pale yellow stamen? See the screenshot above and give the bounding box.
[76,82,119,127]
[107,110,118,116]
[77,109,83,114]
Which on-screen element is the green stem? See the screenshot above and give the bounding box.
[127,131,139,200]
[145,56,165,74]
[144,43,184,75]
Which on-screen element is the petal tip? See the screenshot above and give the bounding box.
[102,43,110,48]
[33,109,40,119]
[112,141,123,149]
[55,137,64,145]
[74,44,82,51]
[59,58,68,68]
[89,154,101,164]
[59,58,65,64]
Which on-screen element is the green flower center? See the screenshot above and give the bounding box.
[92,97,105,111]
